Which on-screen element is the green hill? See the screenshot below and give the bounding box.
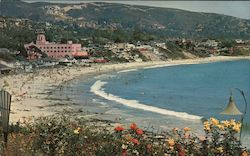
[1,0,250,39]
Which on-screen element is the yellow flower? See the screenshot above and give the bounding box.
[167,138,175,147]
[74,127,81,134]
[204,126,211,132]
[221,120,230,128]
[217,147,224,153]
[229,119,236,126]
[204,121,211,132]
[232,123,241,133]
[183,127,191,132]
[210,117,219,125]
[217,124,225,130]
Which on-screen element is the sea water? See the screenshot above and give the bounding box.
[62,60,250,147]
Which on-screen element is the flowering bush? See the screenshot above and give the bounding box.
[201,118,243,155]
[0,115,249,156]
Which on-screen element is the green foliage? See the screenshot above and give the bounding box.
[158,42,186,59]
[1,1,250,39]
[1,115,248,155]
[131,49,149,62]
[220,40,236,48]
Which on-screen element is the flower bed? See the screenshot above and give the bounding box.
[0,115,249,156]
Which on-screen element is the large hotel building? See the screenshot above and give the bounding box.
[24,31,87,59]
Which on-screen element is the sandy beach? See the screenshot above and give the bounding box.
[1,56,249,123]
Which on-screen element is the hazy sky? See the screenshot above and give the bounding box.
[23,1,250,19]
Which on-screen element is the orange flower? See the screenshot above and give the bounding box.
[131,138,140,145]
[199,136,206,142]
[114,126,124,131]
[242,150,249,156]
[184,133,190,139]
[183,127,191,132]
[136,129,144,135]
[167,138,175,147]
[130,123,137,130]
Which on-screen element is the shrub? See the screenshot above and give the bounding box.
[0,115,249,156]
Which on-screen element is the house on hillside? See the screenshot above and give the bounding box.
[235,39,245,44]
[200,39,219,48]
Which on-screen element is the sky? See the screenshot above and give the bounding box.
[23,1,250,19]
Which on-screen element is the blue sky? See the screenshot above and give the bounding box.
[23,1,250,19]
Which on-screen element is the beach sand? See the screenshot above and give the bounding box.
[1,56,249,123]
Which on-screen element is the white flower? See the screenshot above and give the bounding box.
[132,150,139,155]
[122,144,128,150]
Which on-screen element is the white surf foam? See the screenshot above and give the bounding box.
[117,68,138,73]
[94,74,116,79]
[90,80,202,120]
[143,63,181,69]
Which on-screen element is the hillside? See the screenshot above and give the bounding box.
[1,0,250,39]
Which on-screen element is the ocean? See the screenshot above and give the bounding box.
[58,59,250,147]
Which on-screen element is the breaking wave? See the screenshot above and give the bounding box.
[117,68,138,73]
[90,80,202,120]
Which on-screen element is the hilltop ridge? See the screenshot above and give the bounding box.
[0,0,250,39]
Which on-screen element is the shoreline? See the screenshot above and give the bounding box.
[0,56,249,123]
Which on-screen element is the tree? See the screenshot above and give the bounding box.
[220,40,236,48]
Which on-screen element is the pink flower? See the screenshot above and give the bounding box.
[136,129,144,135]
[131,138,140,145]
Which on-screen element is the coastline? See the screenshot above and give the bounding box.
[0,56,249,123]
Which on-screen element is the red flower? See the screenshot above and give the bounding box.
[114,126,124,131]
[177,144,185,156]
[136,129,144,135]
[131,138,140,145]
[178,150,185,156]
[121,149,127,156]
[130,123,137,130]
